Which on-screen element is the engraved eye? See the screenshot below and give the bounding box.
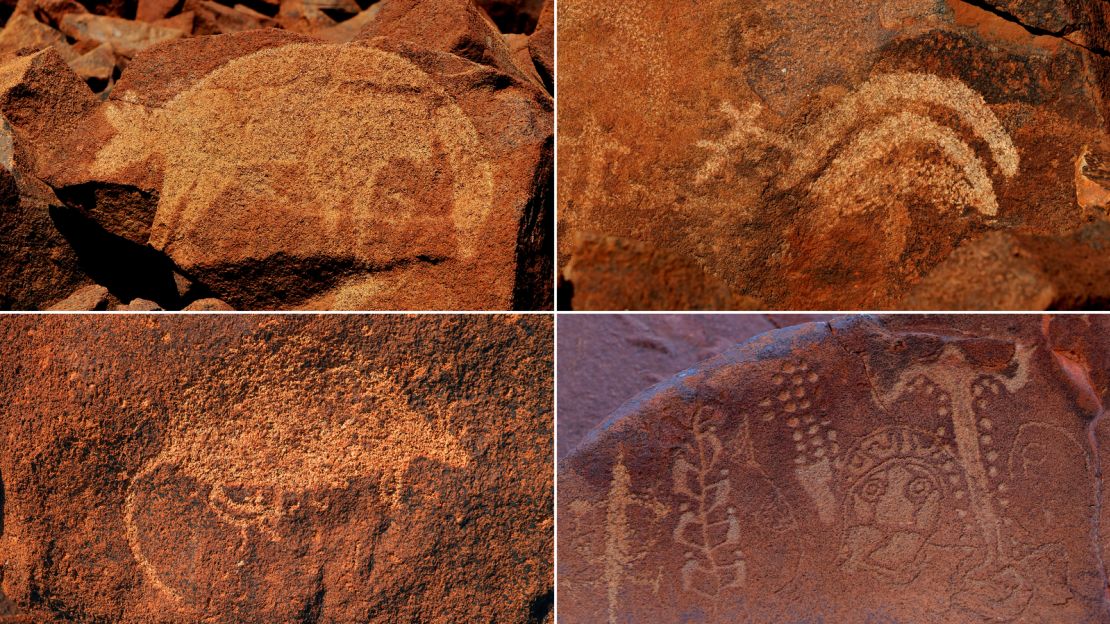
[904,476,934,504]
[859,476,887,503]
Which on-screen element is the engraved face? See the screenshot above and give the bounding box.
[838,427,969,585]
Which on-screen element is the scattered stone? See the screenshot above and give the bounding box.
[45,283,108,309]
[360,0,532,82]
[68,42,115,86]
[558,0,1110,309]
[182,296,233,310]
[58,13,186,57]
[0,315,553,622]
[561,234,762,311]
[559,314,1110,621]
[314,4,378,43]
[557,313,836,458]
[0,49,97,309]
[186,0,279,34]
[135,0,179,22]
[0,13,77,62]
[527,0,551,91]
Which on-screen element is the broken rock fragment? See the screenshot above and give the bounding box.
[0,49,97,309]
[45,283,108,309]
[59,13,185,57]
[45,29,553,310]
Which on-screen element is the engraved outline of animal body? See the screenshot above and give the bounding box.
[122,372,470,607]
[672,405,747,600]
[695,73,1019,221]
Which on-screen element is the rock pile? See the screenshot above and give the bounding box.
[559,314,1110,621]
[0,0,552,310]
[558,0,1110,310]
[0,314,553,622]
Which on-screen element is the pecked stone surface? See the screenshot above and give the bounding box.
[558,314,1110,622]
[557,313,837,459]
[40,28,552,310]
[558,0,1110,310]
[0,0,553,311]
[0,314,553,622]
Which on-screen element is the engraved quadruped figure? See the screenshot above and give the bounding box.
[123,365,469,617]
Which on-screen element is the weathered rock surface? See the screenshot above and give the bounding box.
[561,234,761,311]
[906,221,1110,310]
[0,0,553,310]
[557,313,837,459]
[558,0,1110,310]
[0,314,553,622]
[559,314,1110,622]
[0,48,96,309]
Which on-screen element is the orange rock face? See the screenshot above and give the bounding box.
[0,314,553,622]
[0,0,552,310]
[558,315,1110,622]
[558,0,1110,310]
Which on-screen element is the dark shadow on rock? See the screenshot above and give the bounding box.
[526,588,553,623]
[510,135,553,310]
[48,204,187,309]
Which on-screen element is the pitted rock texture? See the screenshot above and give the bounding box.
[0,315,553,622]
[557,313,836,459]
[558,0,1110,310]
[0,0,552,311]
[559,314,1110,622]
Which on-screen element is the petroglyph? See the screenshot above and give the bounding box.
[92,43,494,266]
[836,426,976,585]
[878,343,1033,561]
[694,101,787,184]
[786,72,1019,190]
[560,114,632,220]
[672,405,746,599]
[761,361,839,525]
[124,370,469,606]
[605,452,666,624]
[693,73,1019,234]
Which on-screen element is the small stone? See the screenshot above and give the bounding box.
[46,284,109,310]
[182,297,234,311]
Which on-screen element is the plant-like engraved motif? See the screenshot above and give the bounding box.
[672,405,746,599]
[692,73,1020,270]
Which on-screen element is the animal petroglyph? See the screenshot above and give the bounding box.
[694,74,1019,243]
[124,370,469,607]
[560,114,632,220]
[92,43,494,267]
[672,405,747,599]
